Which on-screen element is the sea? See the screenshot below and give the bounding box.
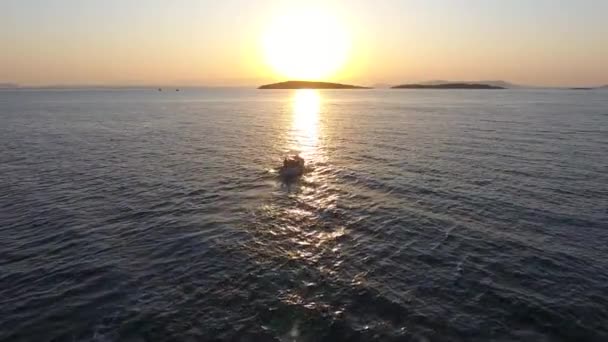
[1,88,607,341]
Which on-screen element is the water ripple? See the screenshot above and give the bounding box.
[1,89,607,341]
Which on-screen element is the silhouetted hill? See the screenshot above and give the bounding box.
[259,81,369,89]
[419,80,520,88]
[392,83,504,90]
[0,83,19,88]
[566,85,608,90]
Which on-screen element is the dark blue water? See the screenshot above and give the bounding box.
[1,88,607,341]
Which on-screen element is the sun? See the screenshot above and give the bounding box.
[262,8,351,81]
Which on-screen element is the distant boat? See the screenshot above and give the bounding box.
[176,89,180,92]
[158,88,162,91]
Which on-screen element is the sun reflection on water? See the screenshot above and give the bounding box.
[290,89,320,158]
[245,89,352,317]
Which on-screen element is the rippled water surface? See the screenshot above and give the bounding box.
[1,89,607,341]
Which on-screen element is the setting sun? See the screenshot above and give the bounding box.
[262,8,351,81]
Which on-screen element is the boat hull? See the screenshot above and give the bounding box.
[280,166,304,178]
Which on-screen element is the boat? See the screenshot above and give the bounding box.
[280,155,305,178]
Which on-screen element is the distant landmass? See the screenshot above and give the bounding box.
[0,83,19,89]
[417,80,521,88]
[258,81,369,89]
[565,85,608,90]
[392,83,504,89]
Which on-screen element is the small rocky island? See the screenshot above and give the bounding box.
[259,81,370,89]
[392,83,504,89]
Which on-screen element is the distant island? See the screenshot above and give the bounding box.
[258,81,370,89]
[405,80,521,88]
[564,85,608,90]
[392,83,504,89]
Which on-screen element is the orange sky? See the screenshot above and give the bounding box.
[1,0,607,87]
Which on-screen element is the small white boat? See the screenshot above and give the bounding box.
[279,155,305,178]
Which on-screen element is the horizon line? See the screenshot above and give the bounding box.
[1,80,607,90]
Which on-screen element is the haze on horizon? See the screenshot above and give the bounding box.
[1,0,607,87]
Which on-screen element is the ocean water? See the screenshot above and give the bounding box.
[1,88,607,341]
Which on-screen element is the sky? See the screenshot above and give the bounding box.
[1,0,607,87]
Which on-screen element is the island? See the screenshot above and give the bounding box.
[392,83,504,89]
[258,81,370,89]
